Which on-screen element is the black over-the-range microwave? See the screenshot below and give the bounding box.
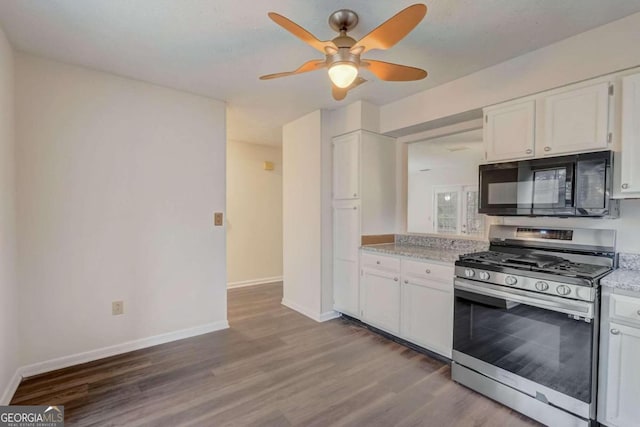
[478,150,619,217]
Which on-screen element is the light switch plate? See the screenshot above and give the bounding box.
[214,212,223,226]
[112,301,124,316]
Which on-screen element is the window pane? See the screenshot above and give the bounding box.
[436,191,458,234]
[465,190,485,236]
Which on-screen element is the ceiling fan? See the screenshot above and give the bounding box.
[259,4,428,101]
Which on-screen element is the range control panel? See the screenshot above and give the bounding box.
[454,266,595,302]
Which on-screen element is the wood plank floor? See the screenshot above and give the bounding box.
[12,282,539,426]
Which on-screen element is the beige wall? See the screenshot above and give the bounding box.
[0,25,19,404]
[226,140,282,286]
[15,54,228,367]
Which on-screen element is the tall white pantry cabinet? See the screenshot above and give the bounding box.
[332,130,396,317]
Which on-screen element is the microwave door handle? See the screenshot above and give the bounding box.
[454,278,594,319]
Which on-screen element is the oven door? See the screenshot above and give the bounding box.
[453,278,596,416]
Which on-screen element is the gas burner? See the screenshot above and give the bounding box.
[459,250,611,280]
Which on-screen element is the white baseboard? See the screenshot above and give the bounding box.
[0,369,23,405]
[19,320,229,379]
[281,299,340,323]
[227,276,283,289]
[318,310,341,322]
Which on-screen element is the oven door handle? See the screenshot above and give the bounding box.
[454,278,594,319]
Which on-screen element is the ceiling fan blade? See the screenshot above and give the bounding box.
[332,77,367,101]
[268,12,336,53]
[351,4,427,54]
[362,60,427,81]
[260,59,326,80]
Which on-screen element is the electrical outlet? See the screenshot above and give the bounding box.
[112,301,124,316]
[214,212,223,226]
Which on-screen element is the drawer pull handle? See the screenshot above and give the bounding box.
[425,269,431,274]
[622,183,629,190]
[611,329,620,335]
[525,149,533,154]
[394,277,399,282]
[376,261,381,265]
[404,280,408,284]
[544,146,551,152]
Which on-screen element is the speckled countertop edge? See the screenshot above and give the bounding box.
[360,243,473,264]
[601,253,640,293]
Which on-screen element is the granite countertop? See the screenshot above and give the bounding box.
[360,243,469,263]
[600,253,640,293]
[601,269,640,293]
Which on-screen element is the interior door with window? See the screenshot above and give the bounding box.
[433,186,461,235]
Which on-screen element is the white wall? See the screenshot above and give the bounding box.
[407,139,484,234]
[0,25,19,404]
[381,12,640,134]
[226,140,282,286]
[282,110,324,319]
[15,54,228,367]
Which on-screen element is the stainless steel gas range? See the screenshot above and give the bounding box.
[452,225,616,427]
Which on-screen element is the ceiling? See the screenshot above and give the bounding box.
[408,129,483,173]
[1,1,640,146]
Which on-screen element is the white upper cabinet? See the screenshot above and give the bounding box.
[484,100,536,162]
[619,72,640,196]
[332,200,361,317]
[541,81,611,156]
[483,76,616,163]
[332,132,360,200]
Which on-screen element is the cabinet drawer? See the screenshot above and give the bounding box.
[610,294,640,325]
[401,259,454,283]
[361,252,400,272]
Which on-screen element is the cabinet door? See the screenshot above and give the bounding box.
[604,323,640,427]
[484,100,535,162]
[620,73,640,195]
[543,81,610,156]
[361,268,400,334]
[333,201,360,317]
[333,133,360,200]
[400,277,452,357]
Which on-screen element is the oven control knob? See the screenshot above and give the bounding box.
[464,269,475,278]
[535,281,550,291]
[556,285,571,296]
[479,272,490,281]
[505,276,518,286]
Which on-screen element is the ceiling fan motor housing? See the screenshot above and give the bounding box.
[328,9,359,32]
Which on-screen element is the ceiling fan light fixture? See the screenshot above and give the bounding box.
[328,62,358,88]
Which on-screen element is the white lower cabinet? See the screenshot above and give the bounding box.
[359,252,454,358]
[360,267,401,335]
[599,288,640,427]
[400,276,453,358]
[602,322,640,427]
